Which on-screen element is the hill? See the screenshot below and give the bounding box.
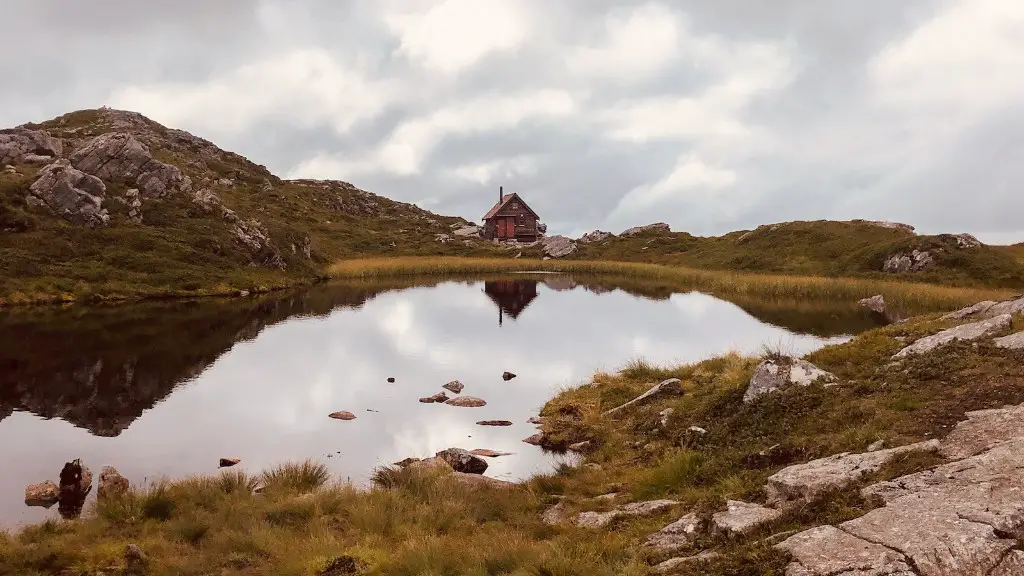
[0,108,499,304]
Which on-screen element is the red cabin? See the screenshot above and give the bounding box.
[481,187,541,242]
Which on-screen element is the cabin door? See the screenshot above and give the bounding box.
[498,217,514,239]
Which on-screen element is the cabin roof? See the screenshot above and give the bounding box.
[482,192,539,220]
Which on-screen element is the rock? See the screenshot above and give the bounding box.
[419,392,450,404]
[69,132,191,198]
[260,178,273,193]
[568,441,592,452]
[407,456,452,473]
[58,459,93,519]
[882,249,934,273]
[318,555,360,575]
[983,296,1024,318]
[124,543,147,573]
[217,178,234,187]
[453,225,479,238]
[994,330,1024,350]
[0,128,62,164]
[451,472,515,489]
[942,300,999,320]
[24,481,60,508]
[442,380,464,394]
[527,416,545,425]
[387,377,396,383]
[218,458,241,468]
[850,219,916,233]
[523,433,545,446]
[584,463,603,471]
[952,233,982,248]
[621,222,671,237]
[659,408,675,427]
[476,420,513,427]
[867,440,885,452]
[644,513,702,552]
[435,233,452,243]
[575,499,678,528]
[653,552,721,573]
[858,294,887,315]
[938,402,1024,460]
[27,159,110,227]
[540,235,577,258]
[743,358,836,403]
[328,411,357,420]
[578,230,613,243]
[602,378,683,416]
[687,425,707,435]
[542,500,570,526]
[97,466,130,499]
[502,371,517,381]
[470,449,513,458]
[776,525,915,576]
[22,153,54,165]
[394,457,421,467]
[892,314,1012,358]
[992,551,1024,576]
[445,396,486,407]
[2,164,15,174]
[765,440,940,506]
[435,448,488,474]
[712,500,782,535]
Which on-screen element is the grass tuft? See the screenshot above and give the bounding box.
[260,460,332,494]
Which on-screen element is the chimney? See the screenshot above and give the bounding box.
[499,185,503,204]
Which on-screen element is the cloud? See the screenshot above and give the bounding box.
[567,2,684,82]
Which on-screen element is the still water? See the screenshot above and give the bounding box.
[0,275,877,526]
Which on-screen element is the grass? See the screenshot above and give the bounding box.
[6,307,1024,574]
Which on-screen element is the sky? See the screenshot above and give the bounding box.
[2,0,1023,242]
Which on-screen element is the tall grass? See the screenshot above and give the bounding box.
[328,257,1013,311]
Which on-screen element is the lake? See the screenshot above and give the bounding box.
[0,274,881,527]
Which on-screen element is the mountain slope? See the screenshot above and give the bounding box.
[0,108,494,304]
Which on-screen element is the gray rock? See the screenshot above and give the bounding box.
[24,481,60,508]
[711,500,782,535]
[69,132,191,198]
[659,408,675,427]
[21,153,55,165]
[942,300,998,320]
[985,296,1024,318]
[858,294,886,315]
[2,164,15,174]
[952,233,982,248]
[541,235,577,258]
[453,225,479,238]
[621,222,671,237]
[743,357,837,403]
[28,159,109,226]
[442,380,464,394]
[653,552,720,573]
[435,448,488,474]
[867,440,885,452]
[568,441,592,452]
[578,230,613,243]
[542,500,570,526]
[644,512,702,552]
[0,128,62,164]
[765,440,940,506]
[892,314,1012,358]
[776,525,915,576]
[445,396,486,407]
[124,543,147,572]
[435,233,452,243]
[882,249,934,273]
[97,466,129,500]
[850,219,916,233]
[687,425,707,435]
[575,499,678,528]
[994,330,1024,350]
[938,403,1024,460]
[602,378,683,416]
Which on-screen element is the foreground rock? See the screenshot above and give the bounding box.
[892,313,1012,358]
[937,403,1024,460]
[942,295,1024,321]
[541,235,577,258]
[712,500,781,535]
[442,380,464,394]
[328,411,357,420]
[435,448,488,474]
[653,552,721,573]
[857,294,886,315]
[621,222,670,237]
[24,481,60,508]
[97,466,130,499]
[445,396,486,407]
[602,378,683,416]
[644,513,702,552]
[994,330,1024,350]
[765,440,940,505]
[743,357,836,403]
[575,499,678,528]
[522,433,545,446]
[27,159,109,226]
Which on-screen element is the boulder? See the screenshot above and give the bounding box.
[442,380,464,394]
[938,403,1024,460]
[743,358,837,403]
[994,331,1024,350]
[419,391,450,404]
[124,543,147,573]
[857,294,886,315]
[445,396,486,407]
[0,128,62,164]
[712,500,782,535]
[575,499,678,528]
[57,459,93,519]
[892,314,1012,358]
[542,500,570,526]
[24,481,60,508]
[435,233,452,243]
[621,222,671,237]
[27,159,110,227]
[522,433,545,446]
[578,230,613,243]
[502,371,517,381]
[470,449,513,458]
[328,411,357,420]
[435,448,488,474]
[602,378,683,416]
[69,132,191,198]
[765,440,940,506]
[219,458,241,468]
[476,420,513,427]
[541,235,577,258]
[776,525,916,576]
[644,513,702,552]
[452,225,479,238]
[882,249,934,273]
[659,408,675,427]
[407,456,452,473]
[97,466,130,499]
[952,233,982,248]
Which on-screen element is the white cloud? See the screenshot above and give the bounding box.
[107,48,393,138]
[448,155,541,184]
[567,2,682,82]
[384,0,532,74]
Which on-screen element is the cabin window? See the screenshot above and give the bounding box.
[511,202,519,209]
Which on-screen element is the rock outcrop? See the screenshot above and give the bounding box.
[97,466,130,500]
[579,230,613,243]
[541,235,577,258]
[644,513,702,552]
[712,500,782,535]
[892,314,1012,358]
[743,357,837,403]
[575,499,678,528]
[882,249,934,273]
[994,331,1024,350]
[27,159,109,226]
[621,222,671,237]
[602,378,683,416]
[857,294,886,315]
[452,225,479,238]
[849,219,916,233]
[0,128,62,164]
[189,188,286,269]
[943,295,1024,321]
[435,448,489,474]
[936,403,1024,460]
[69,132,191,198]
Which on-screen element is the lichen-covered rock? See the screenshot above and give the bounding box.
[882,249,934,273]
[938,403,1024,460]
[603,378,683,415]
[419,391,450,404]
[575,499,678,528]
[541,235,577,258]
[994,330,1024,350]
[644,513,702,552]
[711,500,781,535]
[942,300,998,320]
[435,448,488,474]
[776,525,915,576]
[652,552,721,573]
[97,466,129,500]
[453,225,479,238]
[69,132,191,198]
[892,314,1012,358]
[579,230,613,243]
[0,128,62,164]
[542,500,570,526]
[743,357,836,403]
[27,159,109,226]
[850,219,916,233]
[765,440,940,505]
[24,481,60,508]
[621,222,671,237]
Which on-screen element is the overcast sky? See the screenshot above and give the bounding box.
[2,1,1023,242]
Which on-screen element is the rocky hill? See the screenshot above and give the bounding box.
[0,108,492,304]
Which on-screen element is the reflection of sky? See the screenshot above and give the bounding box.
[0,281,846,527]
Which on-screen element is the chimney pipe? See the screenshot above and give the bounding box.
[499,185,503,204]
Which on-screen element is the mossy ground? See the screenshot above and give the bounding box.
[4,309,1023,575]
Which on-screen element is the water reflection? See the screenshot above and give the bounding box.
[0,276,872,526]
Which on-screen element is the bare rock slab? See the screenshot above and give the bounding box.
[602,378,683,415]
[994,330,1024,350]
[765,440,940,506]
[776,525,915,576]
[652,552,720,573]
[28,159,109,227]
[744,358,836,403]
[942,300,998,320]
[712,500,781,535]
[893,314,1012,358]
[541,235,577,258]
[644,512,702,553]
[939,402,1024,460]
[575,499,678,529]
